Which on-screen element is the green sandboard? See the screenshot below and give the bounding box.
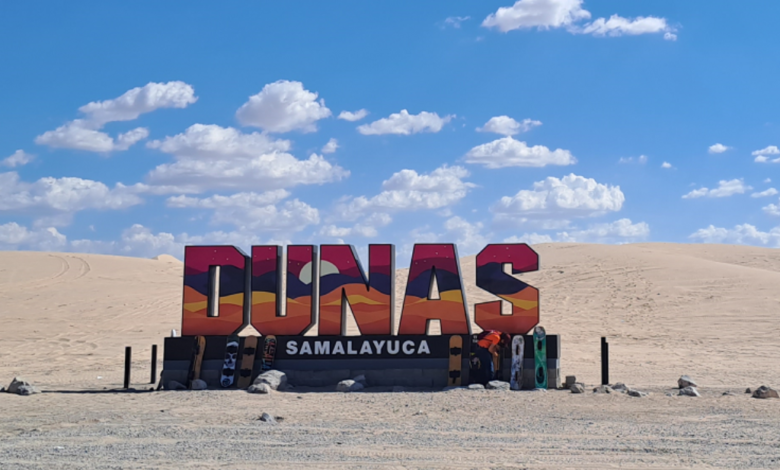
[533,326,547,389]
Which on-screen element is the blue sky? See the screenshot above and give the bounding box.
[1,0,780,262]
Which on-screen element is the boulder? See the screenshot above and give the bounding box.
[678,375,697,389]
[353,375,367,386]
[751,386,779,399]
[570,383,585,394]
[259,412,276,423]
[679,386,700,397]
[467,384,485,390]
[593,385,614,394]
[253,370,287,391]
[7,377,32,394]
[486,380,511,390]
[442,386,465,391]
[336,379,364,392]
[16,385,40,395]
[745,388,752,394]
[248,383,272,394]
[611,383,629,393]
[627,389,648,398]
[165,380,187,391]
[190,379,207,390]
[564,376,577,388]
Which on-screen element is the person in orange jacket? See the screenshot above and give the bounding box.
[471,330,511,385]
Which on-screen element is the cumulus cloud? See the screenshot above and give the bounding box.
[167,190,319,233]
[36,81,196,153]
[503,233,554,244]
[0,171,143,226]
[337,109,369,122]
[357,110,454,135]
[443,16,471,28]
[145,124,348,192]
[482,0,676,39]
[556,218,649,243]
[752,145,780,163]
[619,155,647,164]
[235,80,331,133]
[318,213,393,239]
[708,143,730,154]
[321,138,339,154]
[661,162,672,169]
[0,222,67,251]
[465,136,576,168]
[492,173,624,228]
[763,202,780,217]
[476,116,541,136]
[682,179,751,199]
[751,188,778,198]
[2,150,34,168]
[689,224,780,247]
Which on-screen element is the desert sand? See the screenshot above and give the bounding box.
[1,243,779,468]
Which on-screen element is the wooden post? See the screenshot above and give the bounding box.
[124,346,132,389]
[601,337,609,385]
[150,345,158,384]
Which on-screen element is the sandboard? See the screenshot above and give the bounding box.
[220,335,240,388]
[262,335,277,370]
[510,335,524,391]
[237,336,259,389]
[448,335,463,386]
[187,335,206,389]
[533,326,547,389]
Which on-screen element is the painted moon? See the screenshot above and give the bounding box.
[299,261,340,285]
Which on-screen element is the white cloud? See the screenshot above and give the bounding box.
[0,171,143,225]
[2,150,34,168]
[166,190,319,233]
[35,81,196,153]
[319,213,392,239]
[557,218,649,243]
[333,165,474,223]
[337,109,369,122]
[482,0,675,39]
[618,155,647,164]
[0,222,67,251]
[465,136,576,168]
[442,217,491,255]
[751,188,778,198]
[443,16,471,28]
[235,80,331,133]
[476,116,541,136]
[708,143,730,154]
[661,162,672,169]
[689,224,780,247]
[765,178,772,183]
[492,173,624,227]
[504,233,554,244]
[682,179,751,199]
[321,138,339,154]
[145,124,348,192]
[763,203,780,217]
[752,145,780,163]
[357,110,454,135]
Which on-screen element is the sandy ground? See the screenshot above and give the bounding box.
[1,243,779,468]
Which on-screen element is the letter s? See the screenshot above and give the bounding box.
[286,340,298,355]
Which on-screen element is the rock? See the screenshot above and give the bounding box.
[353,375,367,385]
[665,392,676,397]
[570,383,585,394]
[745,387,752,394]
[678,375,697,389]
[593,385,614,394]
[16,385,40,395]
[467,384,485,390]
[486,380,511,390]
[253,370,287,391]
[336,379,364,392]
[751,385,779,399]
[532,388,548,392]
[190,379,207,390]
[627,389,648,398]
[679,386,700,397]
[392,386,405,393]
[722,391,734,396]
[564,375,577,388]
[248,383,271,394]
[7,377,32,394]
[442,386,465,391]
[611,383,629,393]
[165,381,187,391]
[259,412,276,423]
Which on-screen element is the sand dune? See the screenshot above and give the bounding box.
[1,243,778,389]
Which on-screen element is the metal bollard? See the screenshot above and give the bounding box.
[151,345,158,384]
[601,337,609,385]
[124,346,132,389]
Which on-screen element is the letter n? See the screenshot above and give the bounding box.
[181,246,250,336]
[474,243,539,334]
[397,244,471,335]
[251,245,317,335]
[318,244,394,335]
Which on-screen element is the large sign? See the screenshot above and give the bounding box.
[182,243,539,337]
